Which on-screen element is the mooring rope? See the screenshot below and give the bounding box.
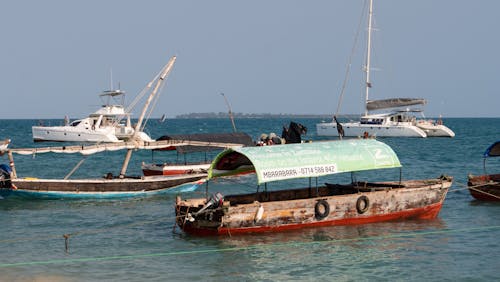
[448,180,500,200]
[1,225,499,268]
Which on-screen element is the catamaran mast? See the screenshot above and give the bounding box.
[364,0,374,116]
[119,56,177,178]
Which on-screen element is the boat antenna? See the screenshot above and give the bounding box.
[221,93,237,132]
[110,68,113,90]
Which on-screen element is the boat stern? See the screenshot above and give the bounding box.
[467,174,500,201]
[175,195,225,235]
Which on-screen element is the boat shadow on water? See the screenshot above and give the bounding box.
[174,218,447,258]
[469,200,500,206]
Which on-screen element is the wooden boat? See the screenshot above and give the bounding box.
[8,175,206,199]
[0,56,248,199]
[142,132,254,176]
[175,139,453,236]
[0,137,248,199]
[467,141,500,201]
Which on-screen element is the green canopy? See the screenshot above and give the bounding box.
[208,139,401,184]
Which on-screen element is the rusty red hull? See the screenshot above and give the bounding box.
[468,174,500,201]
[180,202,443,236]
[176,177,452,236]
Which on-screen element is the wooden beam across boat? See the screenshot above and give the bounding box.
[7,139,248,156]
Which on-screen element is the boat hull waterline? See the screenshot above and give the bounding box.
[317,121,427,138]
[416,121,456,137]
[32,126,120,143]
[4,174,206,199]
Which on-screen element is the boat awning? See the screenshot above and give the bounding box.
[366,98,426,111]
[208,139,402,184]
[155,132,254,153]
[484,141,500,158]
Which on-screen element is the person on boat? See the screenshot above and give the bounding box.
[257,133,268,146]
[269,132,282,145]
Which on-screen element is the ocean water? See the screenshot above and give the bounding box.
[0,118,499,281]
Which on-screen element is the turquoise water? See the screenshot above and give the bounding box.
[0,118,499,281]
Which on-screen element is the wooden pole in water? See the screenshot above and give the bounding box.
[221,93,237,133]
[7,150,17,179]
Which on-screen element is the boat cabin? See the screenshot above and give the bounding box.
[360,111,417,125]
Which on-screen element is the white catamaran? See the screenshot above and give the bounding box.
[316,0,454,138]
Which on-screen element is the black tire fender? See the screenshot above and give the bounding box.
[314,199,330,220]
[356,195,369,214]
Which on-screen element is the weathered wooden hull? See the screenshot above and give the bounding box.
[142,162,210,176]
[142,163,255,177]
[7,174,206,199]
[467,174,500,201]
[176,177,452,236]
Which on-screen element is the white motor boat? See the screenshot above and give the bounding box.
[32,90,153,143]
[316,0,454,138]
[0,56,213,200]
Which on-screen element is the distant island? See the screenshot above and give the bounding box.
[175,112,342,119]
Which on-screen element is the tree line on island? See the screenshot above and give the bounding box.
[174,112,341,119]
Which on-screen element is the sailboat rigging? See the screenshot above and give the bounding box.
[317,0,454,138]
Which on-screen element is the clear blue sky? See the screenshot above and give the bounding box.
[1,0,498,118]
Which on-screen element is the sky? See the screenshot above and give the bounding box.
[1,0,499,119]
